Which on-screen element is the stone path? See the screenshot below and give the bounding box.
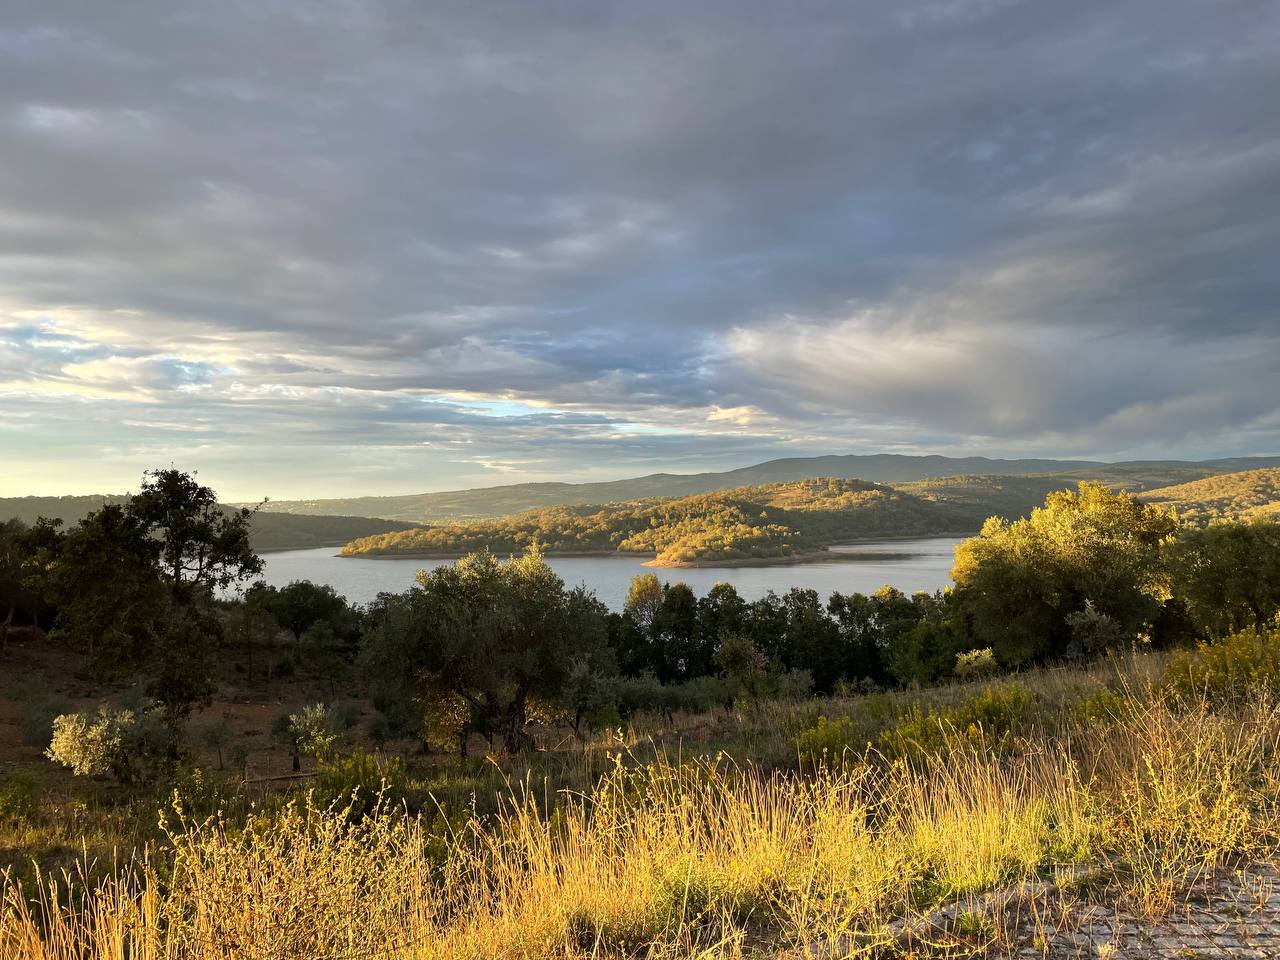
[1026,864,1280,958]
[800,862,1280,958]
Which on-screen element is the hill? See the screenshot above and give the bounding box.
[1136,468,1280,524]
[340,477,982,565]
[0,495,416,552]
[242,454,1280,523]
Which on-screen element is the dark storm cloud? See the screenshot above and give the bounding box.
[2,0,1279,497]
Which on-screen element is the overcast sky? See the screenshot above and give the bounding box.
[3,1,1279,500]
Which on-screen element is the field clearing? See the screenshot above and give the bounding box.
[6,645,1280,958]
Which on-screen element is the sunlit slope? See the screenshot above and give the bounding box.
[340,478,983,565]
[1137,468,1280,524]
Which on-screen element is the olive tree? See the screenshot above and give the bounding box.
[363,549,612,754]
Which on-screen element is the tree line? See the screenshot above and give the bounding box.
[4,470,1280,767]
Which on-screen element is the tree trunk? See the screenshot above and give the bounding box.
[0,603,12,656]
[501,701,531,754]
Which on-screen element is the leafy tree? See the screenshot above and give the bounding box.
[288,703,341,762]
[696,582,748,652]
[47,469,262,720]
[301,620,353,697]
[651,582,703,681]
[46,701,175,785]
[885,603,967,686]
[226,590,279,681]
[262,580,353,643]
[714,633,769,704]
[624,574,664,634]
[562,657,620,738]
[0,518,56,654]
[1167,519,1280,637]
[745,591,789,667]
[202,712,233,770]
[362,549,612,753]
[825,590,885,686]
[127,468,261,600]
[951,482,1178,665]
[780,588,843,692]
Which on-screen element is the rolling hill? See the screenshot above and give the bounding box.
[0,495,416,552]
[340,477,985,566]
[242,454,1280,523]
[1136,468,1280,524]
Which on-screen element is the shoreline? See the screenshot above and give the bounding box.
[336,531,975,568]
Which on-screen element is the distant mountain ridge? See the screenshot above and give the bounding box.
[238,454,1280,523]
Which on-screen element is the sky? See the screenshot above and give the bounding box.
[2,0,1279,501]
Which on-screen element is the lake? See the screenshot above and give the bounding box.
[255,536,965,609]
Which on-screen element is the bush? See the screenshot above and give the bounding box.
[794,715,862,760]
[288,703,342,760]
[313,752,407,818]
[793,693,906,761]
[1067,686,1132,728]
[19,689,70,749]
[879,682,1037,762]
[46,702,175,785]
[0,770,38,824]
[1161,626,1280,703]
[953,648,999,681]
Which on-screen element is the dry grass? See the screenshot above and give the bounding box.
[4,655,1280,959]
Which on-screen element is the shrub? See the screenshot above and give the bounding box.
[953,648,999,681]
[331,701,362,732]
[794,715,862,760]
[1067,686,1133,728]
[880,683,1037,762]
[1161,626,1280,703]
[19,689,70,749]
[46,702,175,785]
[1064,601,1125,659]
[0,770,38,824]
[313,752,408,817]
[289,703,342,761]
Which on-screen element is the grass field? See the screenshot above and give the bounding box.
[3,639,1279,958]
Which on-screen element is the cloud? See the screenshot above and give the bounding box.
[1,0,1279,498]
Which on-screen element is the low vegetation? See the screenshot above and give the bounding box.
[3,468,1280,957]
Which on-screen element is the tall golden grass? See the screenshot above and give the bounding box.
[4,658,1279,959]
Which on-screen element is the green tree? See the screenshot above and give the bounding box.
[714,633,769,704]
[48,469,262,720]
[1167,519,1280,637]
[362,549,612,753]
[0,518,59,655]
[652,582,702,681]
[780,588,843,693]
[263,580,353,643]
[951,482,1178,665]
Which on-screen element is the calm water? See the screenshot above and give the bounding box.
[254,537,964,610]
